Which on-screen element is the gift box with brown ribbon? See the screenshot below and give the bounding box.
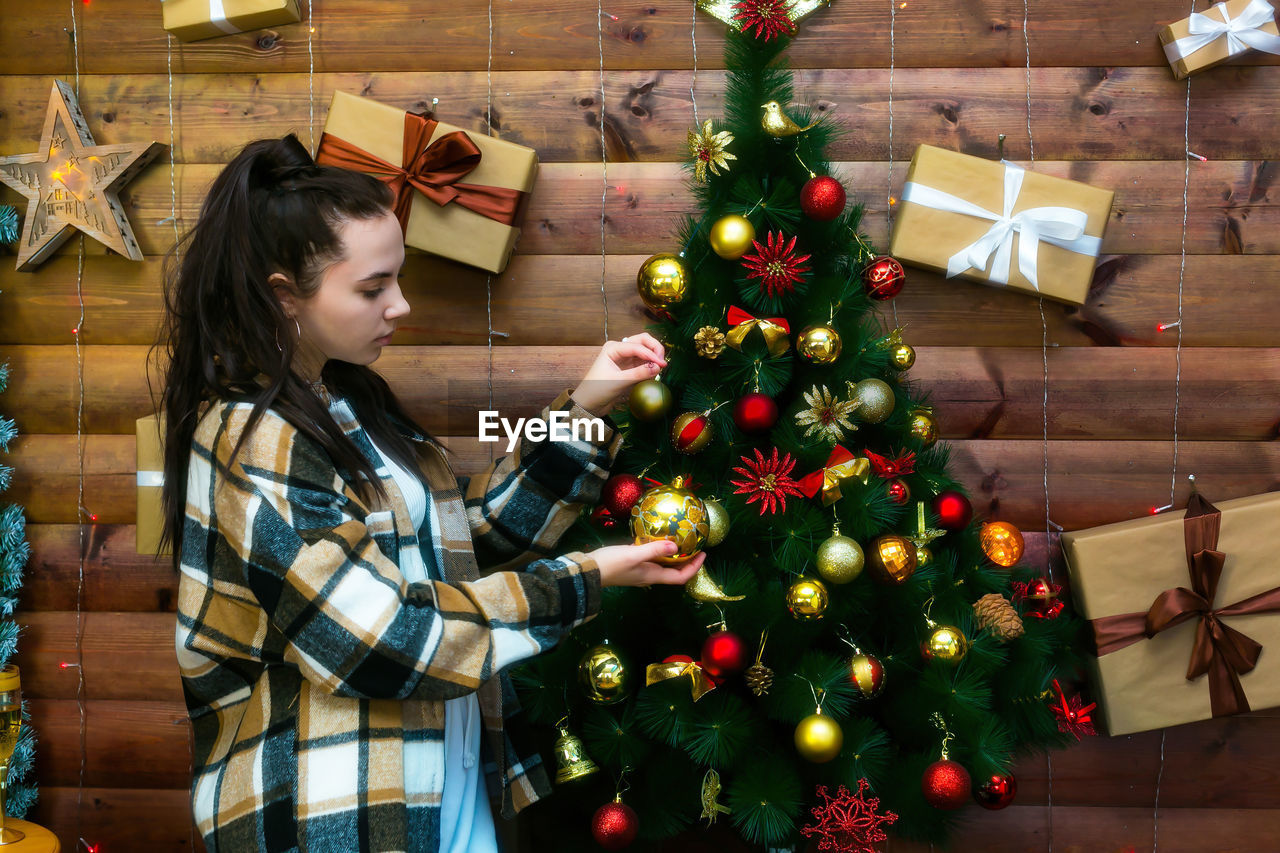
[1062,491,1280,735]
[888,144,1113,306]
[316,90,538,274]
[161,0,302,42]
[1158,0,1280,80]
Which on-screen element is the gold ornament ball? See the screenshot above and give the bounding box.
[908,408,940,447]
[866,534,918,585]
[915,545,933,569]
[578,643,631,704]
[816,534,865,585]
[794,712,843,763]
[628,378,672,422]
[630,477,709,566]
[980,521,1025,568]
[636,253,691,310]
[670,411,714,454]
[709,214,756,260]
[889,342,917,371]
[797,325,842,365]
[854,378,896,424]
[786,577,829,620]
[704,499,730,547]
[922,624,969,665]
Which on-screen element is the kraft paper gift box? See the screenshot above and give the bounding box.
[136,414,170,557]
[316,90,539,274]
[1061,492,1280,736]
[1158,0,1280,79]
[162,0,302,42]
[887,144,1114,306]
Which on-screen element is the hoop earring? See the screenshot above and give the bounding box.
[275,327,284,353]
[294,317,302,340]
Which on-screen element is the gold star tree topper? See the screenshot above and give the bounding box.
[0,81,163,271]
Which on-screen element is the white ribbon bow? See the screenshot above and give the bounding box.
[1165,0,1280,63]
[137,471,165,487]
[900,161,1102,290]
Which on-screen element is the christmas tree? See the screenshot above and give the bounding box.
[514,11,1084,850]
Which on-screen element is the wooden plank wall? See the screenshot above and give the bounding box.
[2,1,1279,850]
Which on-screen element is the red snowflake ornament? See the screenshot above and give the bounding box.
[800,779,898,853]
[1049,679,1097,740]
[733,0,797,40]
[730,447,805,515]
[741,230,812,299]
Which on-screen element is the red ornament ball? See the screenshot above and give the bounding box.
[932,490,973,531]
[886,478,911,506]
[592,799,639,850]
[602,473,644,518]
[701,629,748,675]
[922,759,971,810]
[800,175,847,221]
[589,505,617,530]
[733,392,779,434]
[973,772,1017,810]
[862,256,906,301]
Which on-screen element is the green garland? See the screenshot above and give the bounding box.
[513,32,1085,850]
[0,204,36,817]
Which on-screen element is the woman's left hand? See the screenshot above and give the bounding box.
[569,333,667,416]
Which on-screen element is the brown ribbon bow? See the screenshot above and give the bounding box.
[1091,493,1280,718]
[316,111,522,232]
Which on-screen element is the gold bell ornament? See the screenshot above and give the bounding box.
[630,476,709,565]
[578,642,631,704]
[815,524,864,585]
[636,253,691,310]
[553,719,601,784]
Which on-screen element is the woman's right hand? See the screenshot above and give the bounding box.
[587,540,706,588]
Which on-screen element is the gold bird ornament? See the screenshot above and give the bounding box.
[761,101,819,138]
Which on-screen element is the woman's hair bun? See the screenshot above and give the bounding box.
[248,134,320,190]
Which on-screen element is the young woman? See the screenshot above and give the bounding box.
[158,134,703,853]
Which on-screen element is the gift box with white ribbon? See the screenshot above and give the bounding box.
[1159,0,1280,80]
[888,145,1113,306]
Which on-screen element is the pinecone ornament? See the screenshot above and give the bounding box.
[694,326,727,359]
[973,593,1025,642]
[744,662,774,696]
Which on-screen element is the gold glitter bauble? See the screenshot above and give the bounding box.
[709,214,756,260]
[797,324,842,365]
[794,711,843,763]
[704,498,730,547]
[815,534,864,585]
[866,534,918,585]
[908,408,940,447]
[785,577,829,620]
[979,521,1026,568]
[628,378,672,422]
[578,642,631,704]
[853,378,896,424]
[636,253,691,310]
[630,476,708,566]
[922,624,969,665]
[889,342,916,371]
[671,411,714,454]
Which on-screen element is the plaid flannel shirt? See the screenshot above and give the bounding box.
[177,387,620,852]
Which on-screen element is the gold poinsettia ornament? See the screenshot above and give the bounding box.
[688,119,737,182]
[795,385,858,443]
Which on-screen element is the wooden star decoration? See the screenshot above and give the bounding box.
[0,81,163,271]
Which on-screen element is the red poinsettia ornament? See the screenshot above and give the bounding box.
[800,779,898,853]
[730,447,804,515]
[741,231,812,299]
[733,0,797,40]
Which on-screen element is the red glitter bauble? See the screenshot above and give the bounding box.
[862,256,906,301]
[922,759,971,810]
[800,175,847,221]
[733,392,779,434]
[932,490,973,530]
[591,799,639,850]
[602,473,644,518]
[973,772,1017,810]
[886,478,911,506]
[701,629,748,675]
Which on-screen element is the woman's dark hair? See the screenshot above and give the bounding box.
[152,134,435,568]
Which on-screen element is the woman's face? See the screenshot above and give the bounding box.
[288,210,410,377]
